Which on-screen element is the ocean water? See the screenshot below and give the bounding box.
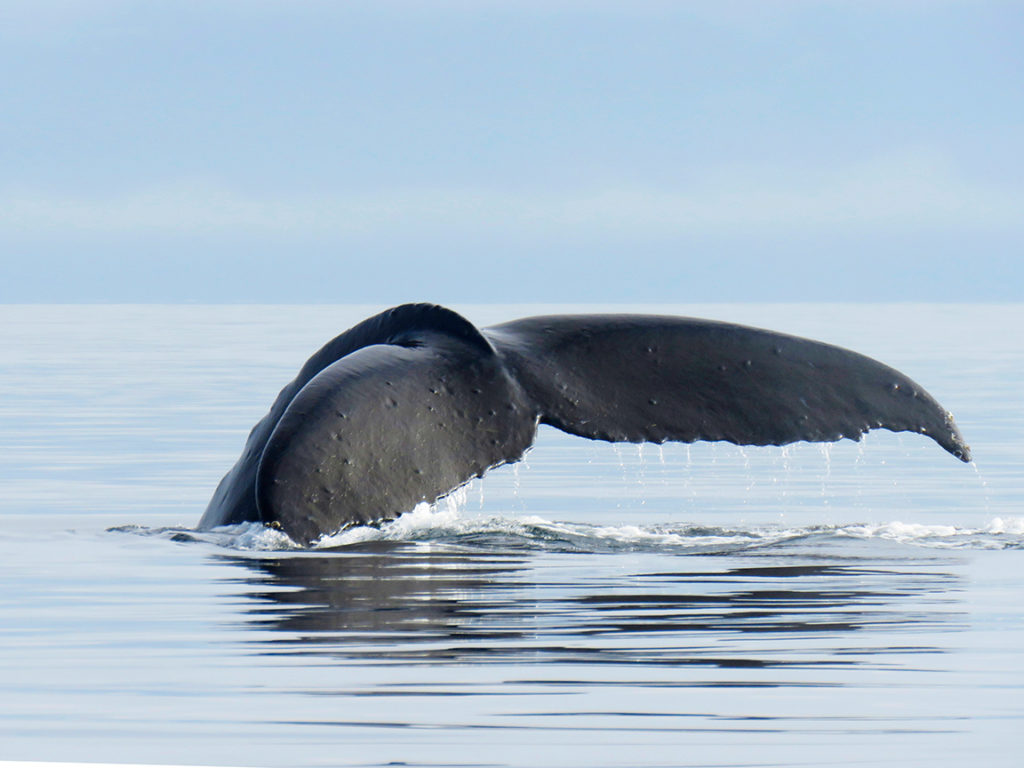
[0,303,1022,768]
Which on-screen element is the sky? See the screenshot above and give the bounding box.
[1,0,1021,303]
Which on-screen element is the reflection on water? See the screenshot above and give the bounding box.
[227,542,528,640]
[192,540,981,764]
[220,540,964,677]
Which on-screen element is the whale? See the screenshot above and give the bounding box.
[198,303,971,545]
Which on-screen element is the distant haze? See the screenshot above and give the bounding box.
[2,1,1021,303]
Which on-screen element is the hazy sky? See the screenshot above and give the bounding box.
[1,1,1021,303]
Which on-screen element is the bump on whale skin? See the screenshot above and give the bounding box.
[198,304,971,545]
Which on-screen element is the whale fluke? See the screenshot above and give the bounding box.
[198,304,970,544]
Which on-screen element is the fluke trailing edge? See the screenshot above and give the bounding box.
[198,304,971,544]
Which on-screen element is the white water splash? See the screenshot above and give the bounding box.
[151,521,303,551]
[136,510,1024,554]
[315,487,472,547]
[836,517,1024,548]
[839,521,960,540]
[982,516,1024,535]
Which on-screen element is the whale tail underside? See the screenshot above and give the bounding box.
[484,313,970,461]
[200,304,970,545]
[198,303,510,533]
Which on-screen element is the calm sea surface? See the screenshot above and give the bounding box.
[1,303,1022,768]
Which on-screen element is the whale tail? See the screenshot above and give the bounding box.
[485,313,970,461]
[198,304,504,532]
[200,304,540,542]
[200,304,970,545]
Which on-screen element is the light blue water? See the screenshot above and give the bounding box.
[1,304,1022,767]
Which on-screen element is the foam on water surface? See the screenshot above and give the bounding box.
[114,500,1024,554]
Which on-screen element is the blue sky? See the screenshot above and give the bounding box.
[1,1,1020,303]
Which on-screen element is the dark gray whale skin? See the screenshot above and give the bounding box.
[198,304,971,545]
